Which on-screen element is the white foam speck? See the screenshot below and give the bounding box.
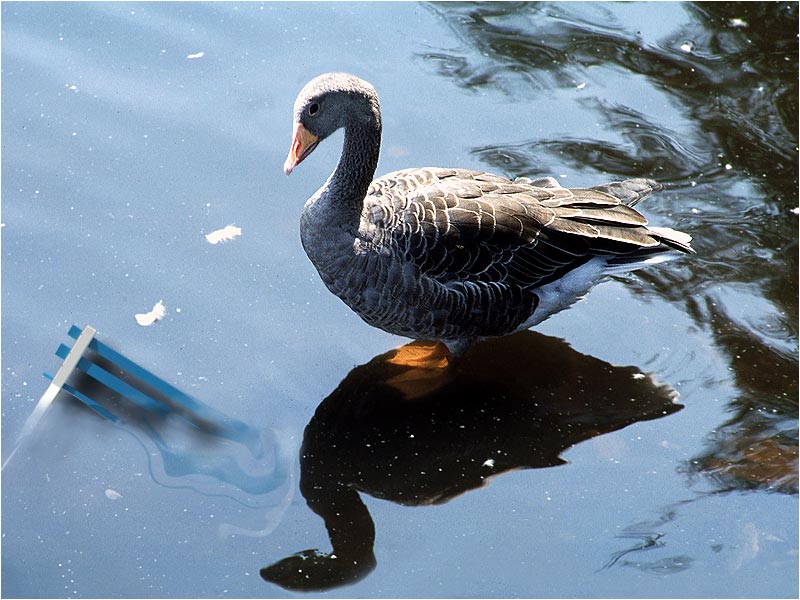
[205,225,242,244]
[105,488,122,500]
[135,300,166,326]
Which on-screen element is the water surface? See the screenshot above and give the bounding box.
[2,2,797,598]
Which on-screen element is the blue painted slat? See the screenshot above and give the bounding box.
[67,325,260,452]
[44,372,119,422]
[56,344,169,414]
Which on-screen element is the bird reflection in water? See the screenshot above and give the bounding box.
[261,330,683,591]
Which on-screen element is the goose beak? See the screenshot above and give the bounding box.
[284,123,320,176]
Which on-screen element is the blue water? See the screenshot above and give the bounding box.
[2,2,797,598]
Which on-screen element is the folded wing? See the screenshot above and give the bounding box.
[362,168,692,290]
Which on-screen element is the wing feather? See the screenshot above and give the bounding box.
[361,169,692,290]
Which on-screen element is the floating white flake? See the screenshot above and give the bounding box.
[482,459,495,468]
[791,207,800,216]
[135,300,166,326]
[205,225,242,244]
[105,488,123,500]
[576,82,586,90]
[186,51,205,60]
[728,18,748,28]
[679,41,694,53]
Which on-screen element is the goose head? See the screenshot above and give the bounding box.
[284,73,381,175]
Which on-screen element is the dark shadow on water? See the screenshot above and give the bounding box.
[260,331,682,591]
[420,2,798,575]
[423,2,797,190]
[420,0,798,499]
[679,296,799,494]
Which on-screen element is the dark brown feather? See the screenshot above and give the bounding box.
[362,168,692,290]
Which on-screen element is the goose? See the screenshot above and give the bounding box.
[284,73,693,355]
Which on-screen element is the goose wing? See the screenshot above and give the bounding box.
[361,168,691,288]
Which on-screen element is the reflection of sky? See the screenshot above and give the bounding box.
[2,2,797,598]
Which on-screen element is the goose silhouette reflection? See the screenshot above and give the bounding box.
[261,331,683,591]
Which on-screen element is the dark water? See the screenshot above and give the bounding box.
[2,2,797,598]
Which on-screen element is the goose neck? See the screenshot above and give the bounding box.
[326,120,381,215]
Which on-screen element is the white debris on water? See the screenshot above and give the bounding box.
[186,51,204,60]
[135,300,166,326]
[576,82,586,90]
[482,459,495,468]
[105,488,122,500]
[679,41,694,53]
[205,225,242,244]
[728,18,748,28]
[791,207,800,216]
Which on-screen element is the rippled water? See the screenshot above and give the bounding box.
[2,2,797,598]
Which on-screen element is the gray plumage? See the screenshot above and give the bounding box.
[285,73,694,351]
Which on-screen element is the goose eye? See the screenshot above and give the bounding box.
[308,102,320,116]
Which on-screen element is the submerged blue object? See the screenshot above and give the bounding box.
[55,342,170,415]
[1,325,98,471]
[6,325,297,538]
[2,324,265,470]
[63,324,262,455]
[42,373,118,423]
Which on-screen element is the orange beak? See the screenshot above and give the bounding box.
[283,123,320,175]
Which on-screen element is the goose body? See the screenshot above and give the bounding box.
[285,73,693,352]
